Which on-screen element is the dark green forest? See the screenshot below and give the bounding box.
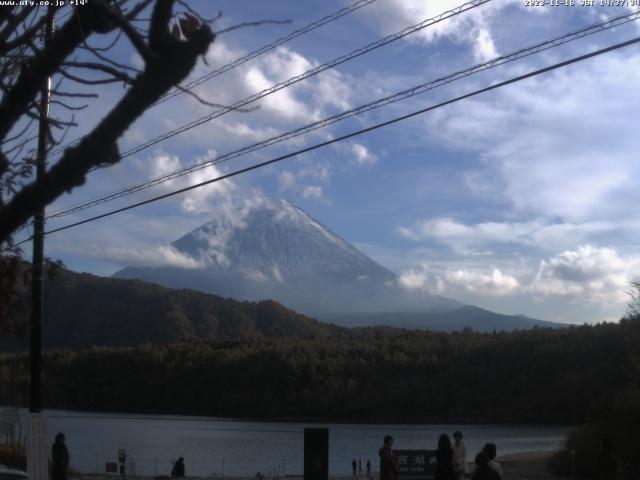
[1,318,638,425]
[1,266,639,471]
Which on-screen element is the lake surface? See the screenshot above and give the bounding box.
[5,409,569,477]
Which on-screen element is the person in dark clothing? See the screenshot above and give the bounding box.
[595,439,619,480]
[435,434,454,480]
[472,452,500,480]
[352,458,358,476]
[482,443,503,478]
[171,457,185,477]
[379,435,398,480]
[51,432,70,480]
[366,459,372,478]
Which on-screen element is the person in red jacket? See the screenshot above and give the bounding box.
[379,435,398,480]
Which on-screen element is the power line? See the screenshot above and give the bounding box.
[155,0,379,106]
[43,8,640,221]
[47,0,379,158]
[48,0,492,162]
[13,33,639,247]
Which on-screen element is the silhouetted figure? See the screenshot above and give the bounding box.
[595,439,619,480]
[435,434,454,480]
[171,457,185,478]
[482,443,502,479]
[366,459,372,478]
[52,432,70,480]
[352,458,358,477]
[359,459,363,474]
[452,431,467,480]
[472,452,500,480]
[379,435,398,480]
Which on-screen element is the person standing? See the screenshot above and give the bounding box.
[379,435,398,480]
[352,458,358,477]
[171,457,185,477]
[359,459,363,474]
[435,434,454,480]
[452,431,467,480]
[595,438,619,480]
[366,459,372,478]
[482,443,503,479]
[51,433,70,480]
[471,452,500,480]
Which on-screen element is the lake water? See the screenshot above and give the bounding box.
[4,409,569,477]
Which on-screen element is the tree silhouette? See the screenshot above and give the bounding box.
[0,1,218,330]
[0,1,215,244]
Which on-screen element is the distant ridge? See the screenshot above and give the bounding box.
[1,267,344,351]
[325,305,567,332]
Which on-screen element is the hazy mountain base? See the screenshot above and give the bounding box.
[1,318,638,426]
[325,306,567,332]
[1,267,564,352]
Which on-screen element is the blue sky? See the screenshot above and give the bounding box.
[16,0,640,323]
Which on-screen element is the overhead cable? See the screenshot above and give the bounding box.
[44,8,640,221]
[12,33,637,246]
[48,0,492,161]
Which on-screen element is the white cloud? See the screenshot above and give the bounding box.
[136,151,236,214]
[398,263,518,296]
[445,268,520,296]
[397,217,614,254]
[350,143,378,166]
[243,269,269,282]
[82,244,205,269]
[272,264,284,283]
[361,0,516,59]
[276,163,331,200]
[398,268,430,290]
[278,170,296,191]
[530,245,640,304]
[474,27,497,61]
[424,53,640,223]
[301,185,323,199]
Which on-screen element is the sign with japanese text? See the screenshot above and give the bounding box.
[394,450,436,480]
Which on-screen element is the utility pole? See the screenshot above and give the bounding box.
[28,11,54,480]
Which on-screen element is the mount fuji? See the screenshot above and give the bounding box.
[114,197,559,330]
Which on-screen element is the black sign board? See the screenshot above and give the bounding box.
[394,450,437,480]
[304,428,328,480]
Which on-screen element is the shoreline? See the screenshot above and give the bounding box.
[68,451,556,480]
[1,405,576,428]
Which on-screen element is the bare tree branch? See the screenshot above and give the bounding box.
[63,60,135,83]
[0,0,215,241]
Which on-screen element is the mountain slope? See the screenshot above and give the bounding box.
[115,198,462,316]
[326,305,567,332]
[1,267,344,351]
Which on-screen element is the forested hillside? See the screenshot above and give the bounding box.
[1,318,638,425]
[1,268,343,351]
